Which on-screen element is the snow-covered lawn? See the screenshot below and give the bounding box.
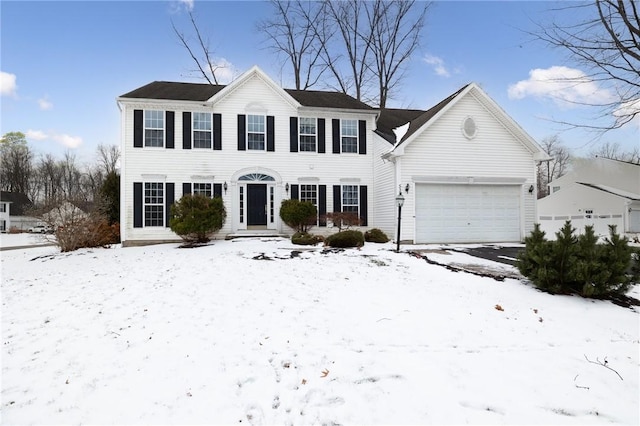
[2,238,638,425]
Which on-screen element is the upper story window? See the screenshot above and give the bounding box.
[299,118,317,152]
[342,184,359,214]
[0,203,6,213]
[144,110,164,147]
[247,114,266,150]
[341,119,358,153]
[193,113,212,149]
[193,182,212,198]
[144,182,164,227]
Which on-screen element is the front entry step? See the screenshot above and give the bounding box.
[225,231,290,240]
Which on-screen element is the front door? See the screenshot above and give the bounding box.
[247,184,267,226]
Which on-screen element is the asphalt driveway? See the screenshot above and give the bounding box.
[450,245,524,266]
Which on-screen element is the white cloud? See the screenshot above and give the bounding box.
[614,98,640,128]
[25,129,82,148]
[26,129,48,141]
[212,58,238,84]
[423,54,450,78]
[170,0,193,13]
[38,97,53,110]
[1,71,17,97]
[508,66,613,108]
[180,0,194,11]
[53,133,82,149]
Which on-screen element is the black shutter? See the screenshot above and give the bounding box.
[182,182,191,196]
[133,182,143,227]
[267,116,275,152]
[183,112,191,150]
[134,110,143,148]
[213,113,222,150]
[359,185,368,226]
[319,185,327,226]
[213,183,223,198]
[165,183,174,228]
[333,185,341,212]
[332,119,340,154]
[166,111,175,149]
[291,184,299,200]
[289,117,298,152]
[237,114,246,150]
[317,118,326,153]
[358,120,366,155]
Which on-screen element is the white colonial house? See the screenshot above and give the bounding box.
[118,66,548,246]
[538,157,640,238]
[0,198,10,233]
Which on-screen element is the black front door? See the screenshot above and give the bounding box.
[247,184,267,226]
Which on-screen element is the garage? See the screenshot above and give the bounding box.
[415,183,521,243]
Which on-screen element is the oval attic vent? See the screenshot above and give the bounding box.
[462,117,477,139]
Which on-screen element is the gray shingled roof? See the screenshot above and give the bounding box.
[120,81,376,111]
[376,84,470,145]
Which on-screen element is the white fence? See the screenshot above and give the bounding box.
[538,213,624,240]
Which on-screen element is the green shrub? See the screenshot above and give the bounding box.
[291,231,323,246]
[170,194,226,245]
[325,230,364,248]
[517,221,633,297]
[364,228,389,243]
[280,199,317,233]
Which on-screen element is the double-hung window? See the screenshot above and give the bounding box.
[144,110,164,147]
[299,118,316,152]
[193,182,212,198]
[342,185,359,214]
[300,184,318,224]
[247,115,265,150]
[193,112,212,149]
[0,203,6,213]
[341,119,358,153]
[144,182,164,226]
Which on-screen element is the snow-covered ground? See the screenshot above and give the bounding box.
[1,237,638,425]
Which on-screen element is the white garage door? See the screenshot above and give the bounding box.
[415,184,521,243]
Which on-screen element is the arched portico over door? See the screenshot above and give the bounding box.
[231,168,283,232]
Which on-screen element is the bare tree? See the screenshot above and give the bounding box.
[589,140,640,163]
[171,11,229,84]
[533,1,640,130]
[0,132,33,195]
[257,0,327,90]
[96,143,120,175]
[537,135,572,198]
[366,0,430,108]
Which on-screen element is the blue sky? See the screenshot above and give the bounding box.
[1,0,638,164]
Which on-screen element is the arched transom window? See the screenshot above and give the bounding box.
[238,173,275,182]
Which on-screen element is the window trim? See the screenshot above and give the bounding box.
[247,114,266,151]
[192,112,213,149]
[300,183,319,224]
[341,184,359,215]
[299,117,317,152]
[144,182,164,227]
[340,119,358,153]
[192,182,213,198]
[144,110,165,148]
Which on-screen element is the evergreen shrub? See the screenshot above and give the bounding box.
[170,194,226,245]
[325,230,365,248]
[517,221,633,297]
[364,228,389,243]
[291,231,323,246]
[280,199,317,233]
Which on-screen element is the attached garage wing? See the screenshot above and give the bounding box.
[415,184,521,243]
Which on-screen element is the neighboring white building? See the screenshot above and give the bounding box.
[0,191,37,232]
[117,66,548,246]
[538,157,640,238]
[0,198,10,232]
